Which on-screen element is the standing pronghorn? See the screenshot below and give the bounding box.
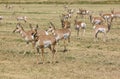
[60,14,71,28]
[31,29,57,64]
[74,17,86,38]
[76,8,90,18]
[99,11,113,23]
[16,16,27,23]
[13,23,36,45]
[63,4,74,18]
[89,14,104,25]
[93,22,111,42]
[47,22,71,52]
[13,23,47,54]
[111,9,120,22]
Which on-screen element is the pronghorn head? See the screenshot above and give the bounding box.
[13,23,23,33]
[29,24,38,32]
[30,26,39,42]
[46,22,56,35]
[99,11,103,17]
[111,8,114,14]
[29,24,39,40]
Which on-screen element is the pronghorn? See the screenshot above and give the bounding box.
[76,8,90,18]
[60,14,71,28]
[61,13,71,19]
[47,22,71,52]
[31,29,57,64]
[16,16,27,23]
[13,23,38,47]
[89,14,104,25]
[93,22,111,42]
[13,23,47,54]
[74,18,86,37]
[61,19,71,29]
[4,4,13,9]
[111,9,120,22]
[99,11,113,23]
[63,4,74,17]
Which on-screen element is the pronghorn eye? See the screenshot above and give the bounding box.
[31,33,34,35]
[49,26,52,28]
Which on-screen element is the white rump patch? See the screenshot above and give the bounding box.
[98,28,106,32]
[55,35,60,41]
[25,37,29,41]
[93,25,96,29]
[45,31,49,35]
[63,33,69,39]
[43,40,52,48]
[81,23,86,28]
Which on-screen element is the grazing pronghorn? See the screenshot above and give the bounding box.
[31,29,57,64]
[74,18,86,37]
[4,4,13,9]
[111,9,120,22]
[99,11,113,23]
[93,22,111,42]
[13,23,47,54]
[16,16,27,23]
[60,14,71,28]
[47,22,71,52]
[89,14,104,25]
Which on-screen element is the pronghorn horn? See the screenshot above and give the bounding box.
[36,24,39,29]
[49,22,55,29]
[17,23,21,27]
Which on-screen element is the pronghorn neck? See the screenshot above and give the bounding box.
[107,23,111,32]
[89,15,92,22]
[19,29,27,38]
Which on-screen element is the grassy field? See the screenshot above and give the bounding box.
[0,0,120,4]
[0,3,120,79]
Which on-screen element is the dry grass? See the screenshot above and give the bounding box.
[0,4,120,79]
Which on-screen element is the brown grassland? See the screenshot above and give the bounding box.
[0,3,120,79]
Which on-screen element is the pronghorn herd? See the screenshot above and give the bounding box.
[1,4,119,64]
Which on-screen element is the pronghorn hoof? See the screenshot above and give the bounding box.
[63,49,67,52]
[37,62,43,64]
[46,61,50,63]
[55,61,59,63]
[76,37,80,39]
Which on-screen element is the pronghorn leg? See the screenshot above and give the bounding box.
[51,45,56,63]
[82,29,85,37]
[63,39,67,52]
[103,32,107,42]
[36,47,40,64]
[68,36,70,43]
[40,48,44,64]
[94,31,99,42]
[81,28,85,37]
[24,19,27,23]
[77,29,79,37]
[23,42,29,55]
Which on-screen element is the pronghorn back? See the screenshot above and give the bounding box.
[33,35,56,48]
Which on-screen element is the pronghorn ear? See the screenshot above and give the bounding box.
[16,23,21,27]
[36,24,39,29]
[29,23,33,30]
